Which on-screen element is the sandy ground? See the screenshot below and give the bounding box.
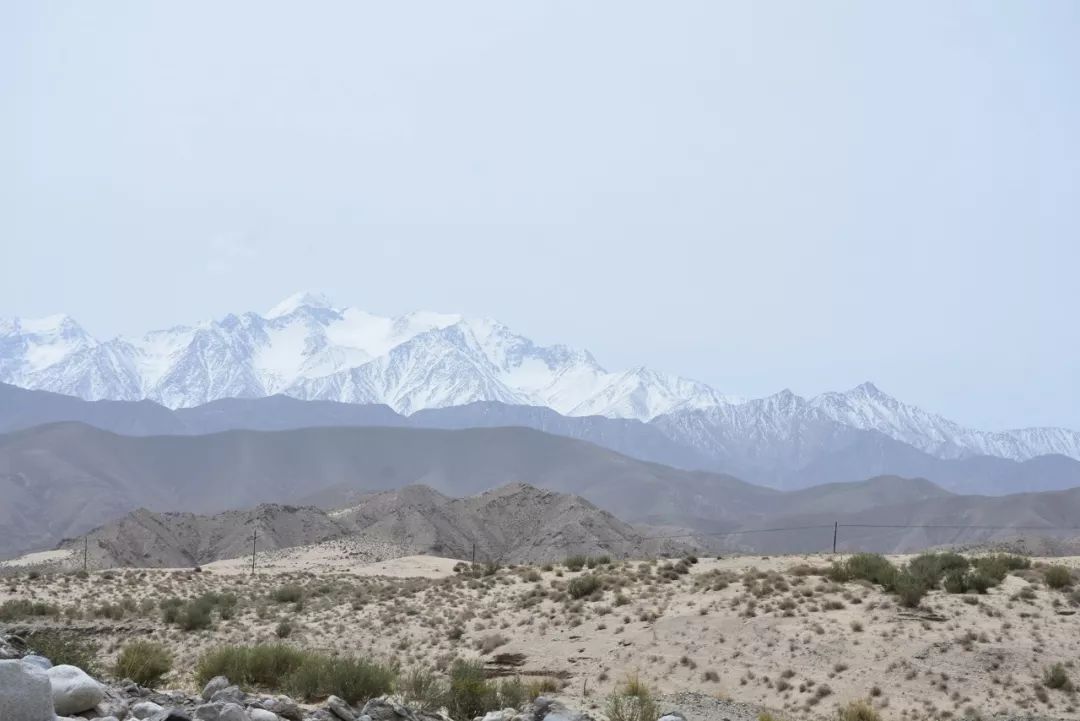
[0,549,77,568]
[4,551,1080,721]
[199,548,462,578]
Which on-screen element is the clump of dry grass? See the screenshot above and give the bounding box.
[606,674,660,721]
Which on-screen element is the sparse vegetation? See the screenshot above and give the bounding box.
[25,630,100,675]
[829,554,897,587]
[1043,565,1073,589]
[195,644,395,705]
[567,574,602,599]
[0,599,60,621]
[3,547,1063,721]
[1043,663,1073,691]
[606,675,660,721]
[837,700,881,721]
[443,659,527,719]
[891,570,927,608]
[114,641,173,686]
[271,584,304,603]
[401,667,446,712]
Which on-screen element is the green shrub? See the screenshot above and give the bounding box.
[524,677,562,700]
[195,644,308,689]
[564,555,587,572]
[1044,566,1073,590]
[843,554,898,587]
[497,676,526,710]
[179,599,214,631]
[114,641,173,686]
[275,621,293,638]
[161,592,237,631]
[216,593,239,619]
[445,659,498,720]
[891,571,927,608]
[606,675,660,721]
[288,655,397,705]
[1043,663,1073,690]
[942,569,968,594]
[272,584,304,603]
[974,554,1029,582]
[0,599,60,621]
[909,552,969,588]
[25,631,99,675]
[160,597,183,624]
[401,667,446,713]
[967,571,993,594]
[837,700,881,721]
[568,574,602,600]
[195,645,395,705]
[826,562,849,583]
[93,602,128,620]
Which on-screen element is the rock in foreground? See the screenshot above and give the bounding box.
[0,659,56,721]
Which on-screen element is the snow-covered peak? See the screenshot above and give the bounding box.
[0,314,96,375]
[15,313,86,337]
[265,291,337,319]
[848,380,885,397]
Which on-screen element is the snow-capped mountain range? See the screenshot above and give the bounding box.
[0,291,735,419]
[2,291,1078,464]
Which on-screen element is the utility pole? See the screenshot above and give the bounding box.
[83,537,88,573]
[832,521,838,555]
[471,542,476,564]
[251,529,257,574]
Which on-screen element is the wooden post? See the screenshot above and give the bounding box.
[832,521,838,555]
[83,537,88,573]
[251,529,257,574]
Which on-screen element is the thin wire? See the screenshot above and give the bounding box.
[543,521,1080,548]
[839,523,1080,531]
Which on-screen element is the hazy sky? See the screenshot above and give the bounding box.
[2,2,1078,430]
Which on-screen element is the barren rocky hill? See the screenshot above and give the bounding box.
[49,483,684,568]
[56,504,344,568]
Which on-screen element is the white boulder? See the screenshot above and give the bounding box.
[133,700,167,718]
[47,664,105,715]
[249,709,280,721]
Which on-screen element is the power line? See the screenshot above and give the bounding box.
[839,523,1080,531]
[633,522,1080,542]
[535,520,1080,555]
[633,524,836,541]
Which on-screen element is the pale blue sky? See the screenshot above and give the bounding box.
[2,2,1078,430]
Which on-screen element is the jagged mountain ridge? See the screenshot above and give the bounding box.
[2,292,1079,462]
[0,292,733,420]
[653,384,1080,464]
